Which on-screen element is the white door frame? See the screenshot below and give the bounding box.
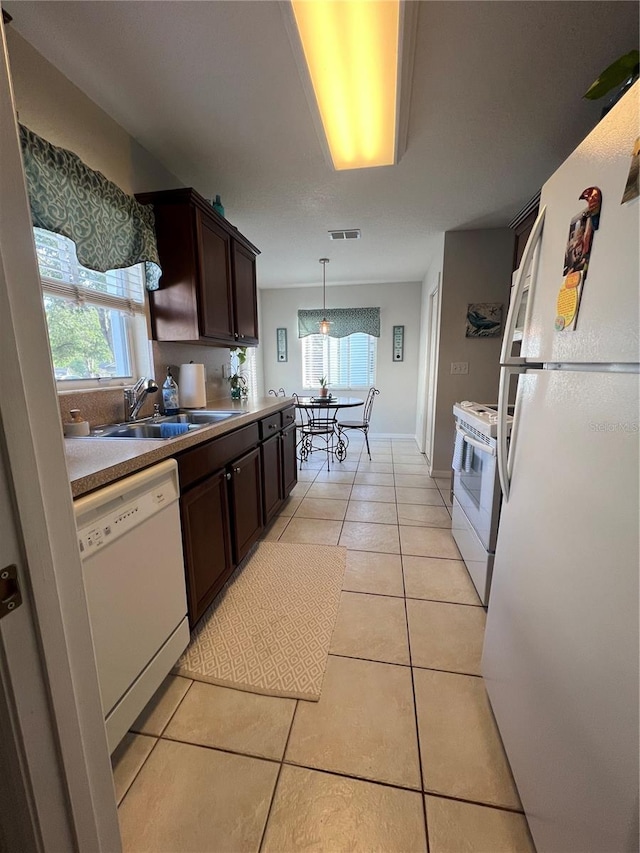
[0,16,120,851]
[422,274,441,471]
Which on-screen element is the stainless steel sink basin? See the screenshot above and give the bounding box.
[85,410,246,440]
[161,411,246,425]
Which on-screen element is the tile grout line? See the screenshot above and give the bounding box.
[118,677,196,808]
[327,650,484,679]
[115,733,163,809]
[257,698,299,853]
[138,732,526,818]
[401,533,431,853]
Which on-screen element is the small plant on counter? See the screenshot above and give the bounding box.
[318,375,329,398]
[228,346,249,399]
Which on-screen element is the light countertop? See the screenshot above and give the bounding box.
[66,396,294,498]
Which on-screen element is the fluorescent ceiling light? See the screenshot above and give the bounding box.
[291,0,400,171]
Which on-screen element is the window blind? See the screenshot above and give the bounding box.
[35,228,146,315]
[302,333,376,389]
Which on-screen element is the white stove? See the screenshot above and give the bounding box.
[453,401,514,440]
[451,401,514,605]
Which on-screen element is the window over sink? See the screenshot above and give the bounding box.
[34,228,151,388]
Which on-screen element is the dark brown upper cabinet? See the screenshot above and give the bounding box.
[135,188,260,346]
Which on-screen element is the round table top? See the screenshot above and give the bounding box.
[295,396,364,408]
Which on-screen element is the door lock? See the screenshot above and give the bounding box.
[0,564,22,619]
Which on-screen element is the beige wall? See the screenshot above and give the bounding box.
[7,29,237,404]
[430,229,514,473]
[260,281,422,436]
[7,29,180,195]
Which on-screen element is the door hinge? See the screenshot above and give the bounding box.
[0,564,22,619]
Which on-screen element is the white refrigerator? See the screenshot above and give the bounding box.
[482,84,639,853]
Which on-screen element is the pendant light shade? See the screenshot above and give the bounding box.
[319,257,331,334]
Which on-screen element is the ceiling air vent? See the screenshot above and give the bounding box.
[328,229,361,241]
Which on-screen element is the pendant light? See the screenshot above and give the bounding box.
[319,257,331,335]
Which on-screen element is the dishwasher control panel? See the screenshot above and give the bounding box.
[76,477,179,558]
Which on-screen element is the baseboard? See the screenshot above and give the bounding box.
[430,468,451,480]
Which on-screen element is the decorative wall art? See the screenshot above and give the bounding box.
[392,325,404,361]
[465,303,503,338]
[276,328,288,362]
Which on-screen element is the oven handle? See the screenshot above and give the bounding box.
[455,425,496,457]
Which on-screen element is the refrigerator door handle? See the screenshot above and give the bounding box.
[500,205,546,365]
[497,365,525,501]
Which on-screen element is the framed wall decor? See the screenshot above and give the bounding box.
[276,327,288,362]
[393,325,404,361]
[465,303,503,338]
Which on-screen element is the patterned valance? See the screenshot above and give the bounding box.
[298,307,380,338]
[19,125,162,291]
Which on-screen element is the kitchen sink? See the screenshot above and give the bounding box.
[161,411,246,425]
[85,410,246,439]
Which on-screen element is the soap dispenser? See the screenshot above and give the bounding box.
[64,409,90,437]
[162,367,179,415]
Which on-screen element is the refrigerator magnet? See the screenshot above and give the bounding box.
[555,187,602,331]
[621,137,639,204]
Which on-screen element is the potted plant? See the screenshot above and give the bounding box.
[228,346,249,400]
[318,376,329,398]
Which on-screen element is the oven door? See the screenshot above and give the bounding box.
[452,427,501,551]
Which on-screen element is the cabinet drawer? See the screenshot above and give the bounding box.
[259,412,281,440]
[281,406,296,429]
[178,423,259,490]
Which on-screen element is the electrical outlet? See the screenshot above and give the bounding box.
[450,362,469,375]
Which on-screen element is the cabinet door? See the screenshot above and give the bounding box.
[232,241,259,344]
[282,422,298,497]
[180,469,233,627]
[196,210,235,343]
[229,447,263,563]
[261,434,283,524]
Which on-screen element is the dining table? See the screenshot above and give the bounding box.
[294,395,364,464]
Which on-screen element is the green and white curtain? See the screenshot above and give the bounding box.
[297,307,380,338]
[19,125,162,290]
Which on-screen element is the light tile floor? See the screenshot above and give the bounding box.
[113,436,536,852]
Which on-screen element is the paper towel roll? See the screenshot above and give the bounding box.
[179,363,206,408]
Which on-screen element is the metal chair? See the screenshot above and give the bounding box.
[292,393,337,471]
[336,387,379,461]
[268,388,286,396]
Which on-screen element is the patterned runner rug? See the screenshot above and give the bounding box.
[174,541,346,701]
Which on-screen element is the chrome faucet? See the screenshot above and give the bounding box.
[124,378,159,422]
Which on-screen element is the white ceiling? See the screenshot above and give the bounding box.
[6,1,638,288]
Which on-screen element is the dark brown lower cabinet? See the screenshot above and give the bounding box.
[261,433,284,524]
[229,447,263,563]
[282,422,297,495]
[177,409,298,628]
[180,469,233,626]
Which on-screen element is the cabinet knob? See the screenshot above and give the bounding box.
[234,332,239,339]
[234,467,241,475]
[239,334,245,339]
[269,423,276,430]
[225,472,231,481]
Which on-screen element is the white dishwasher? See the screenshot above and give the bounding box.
[74,459,189,753]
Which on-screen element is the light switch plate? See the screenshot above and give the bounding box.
[450,362,469,375]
